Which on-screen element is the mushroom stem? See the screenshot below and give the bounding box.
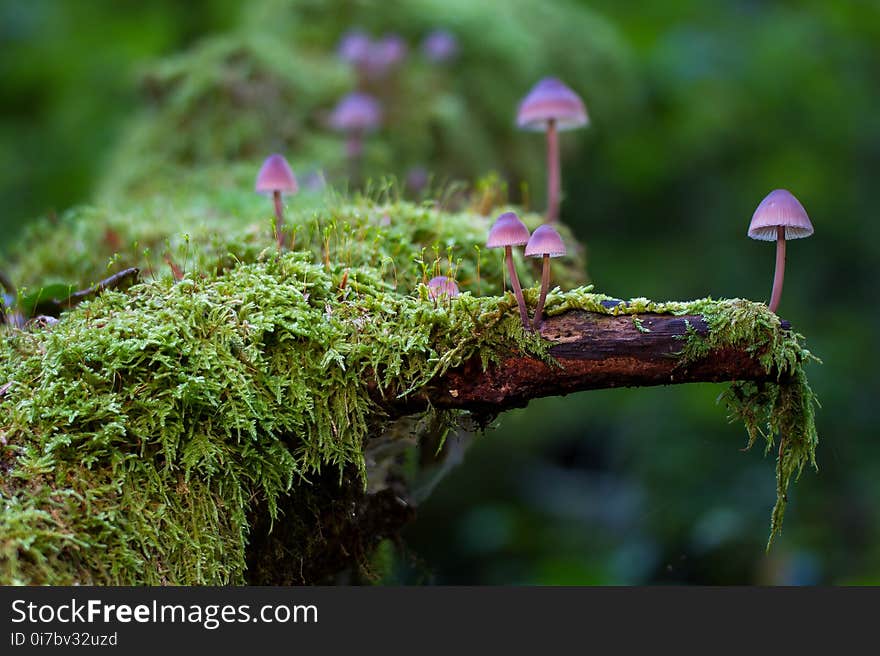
[505,245,530,329]
[546,118,560,223]
[273,190,285,250]
[532,254,551,330]
[769,226,786,314]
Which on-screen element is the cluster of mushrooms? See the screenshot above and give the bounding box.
[483,77,586,330]
[328,28,459,179]
[256,63,815,330]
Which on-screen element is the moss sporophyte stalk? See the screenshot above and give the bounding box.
[0,192,818,583]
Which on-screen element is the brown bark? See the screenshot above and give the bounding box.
[379,309,789,416]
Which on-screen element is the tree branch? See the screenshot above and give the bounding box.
[381,309,790,416]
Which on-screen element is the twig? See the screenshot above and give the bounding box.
[31,268,140,317]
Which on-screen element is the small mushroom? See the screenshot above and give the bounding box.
[338,29,372,67]
[517,78,589,223]
[337,29,375,87]
[255,154,299,250]
[524,224,567,329]
[328,92,382,182]
[421,29,459,63]
[356,34,408,81]
[368,34,408,78]
[427,276,460,300]
[487,212,531,329]
[747,189,814,314]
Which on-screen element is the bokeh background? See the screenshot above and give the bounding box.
[2,0,878,584]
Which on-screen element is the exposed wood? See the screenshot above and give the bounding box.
[378,309,790,415]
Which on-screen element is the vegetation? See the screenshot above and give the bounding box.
[6,0,864,585]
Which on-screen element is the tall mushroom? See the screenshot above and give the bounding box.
[747,189,814,314]
[517,78,589,224]
[255,154,298,251]
[328,92,382,184]
[524,224,567,329]
[487,212,531,329]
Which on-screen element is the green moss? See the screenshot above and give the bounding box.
[0,193,575,584]
[722,373,819,548]
[1,192,818,583]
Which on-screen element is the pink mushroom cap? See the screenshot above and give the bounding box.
[377,34,407,66]
[524,224,567,257]
[487,212,531,248]
[255,154,299,195]
[517,77,589,131]
[329,92,382,133]
[422,29,459,62]
[748,189,814,241]
[364,34,408,78]
[427,276,460,299]
[338,29,372,66]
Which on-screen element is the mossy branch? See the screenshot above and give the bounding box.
[0,197,819,582]
[382,303,816,548]
[381,309,793,415]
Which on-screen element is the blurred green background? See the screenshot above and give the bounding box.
[2,0,878,584]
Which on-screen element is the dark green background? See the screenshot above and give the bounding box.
[2,0,878,584]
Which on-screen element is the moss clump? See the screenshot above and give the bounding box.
[0,196,563,584]
[1,193,817,583]
[722,372,819,548]
[4,175,586,301]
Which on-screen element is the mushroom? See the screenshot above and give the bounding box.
[366,34,408,79]
[517,78,589,223]
[487,211,531,329]
[427,276,460,300]
[255,154,298,250]
[338,29,371,64]
[406,166,429,195]
[328,92,382,182]
[524,224,567,329]
[421,29,458,63]
[747,189,814,314]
